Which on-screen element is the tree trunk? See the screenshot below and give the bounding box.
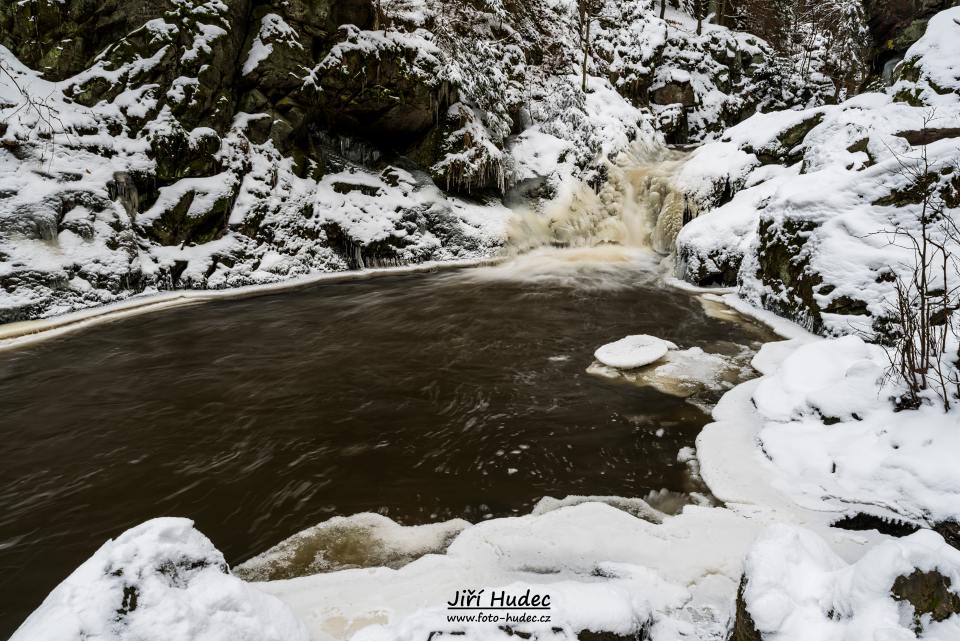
[660,0,666,19]
[581,15,591,92]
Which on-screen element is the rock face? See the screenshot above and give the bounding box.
[675,6,960,337]
[0,0,830,321]
[729,579,761,641]
[862,0,957,58]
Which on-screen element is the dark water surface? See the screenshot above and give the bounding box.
[0,258,772,633]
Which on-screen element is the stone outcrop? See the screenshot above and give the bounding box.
[863,0,957,59]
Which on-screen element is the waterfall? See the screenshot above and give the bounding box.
[505,146,690,258]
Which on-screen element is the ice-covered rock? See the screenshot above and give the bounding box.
[593,335,677,369]
[235,513,470,582]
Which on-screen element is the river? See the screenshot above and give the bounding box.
[0,247,775,634]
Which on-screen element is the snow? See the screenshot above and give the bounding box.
[10,518,310,641]
[8,5,960,641]
[672,9,960,529]
[181,23,228,63]
[751,335,886,422]
[750,338,960,525]
[676,7,960,335]
[0,0,827,321]
[243,13,303,76]
[257,503,761,641]
[742,525,960,641]
[593,335,677,369]
[235,513,471,581]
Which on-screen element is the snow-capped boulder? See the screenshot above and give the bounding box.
[594,335,677,369]
[10,518,310,641]
[752,335,886,423]
[735,525,960,641]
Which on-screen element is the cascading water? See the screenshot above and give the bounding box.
[505,146,691,257]
[477,145,693,286]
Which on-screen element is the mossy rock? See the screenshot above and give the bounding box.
[753,114,824,165]
[143,184,237,246]
[650,81,696,107]
[872,171,939,207]
[148,128,223,185]
[310,33,448,147]
[892,570,960,633]
[756,216,824,331]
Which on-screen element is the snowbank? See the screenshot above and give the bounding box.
[752,337,960,525]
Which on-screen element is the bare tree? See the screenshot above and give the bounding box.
[877,113,960,411]
[716,0,730,27]
[693,0,707,34]
[577,0,604,93]
[0,59,68,163]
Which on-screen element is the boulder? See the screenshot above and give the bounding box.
[892,569,960,633]
[650,80,696,107]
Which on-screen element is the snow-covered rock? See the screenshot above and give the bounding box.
[676,7,960,336]
[10,518,310,641]
[235,513,470,581]
[0,0,824,322]
[752,337,960,526]
[738,524,960,641]
[593,334,677,369]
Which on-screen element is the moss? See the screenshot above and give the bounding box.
[872,171,938,207]
[892,570,960,633]
[753,114,824,165]
[778,113,824,149]
[143,184,238,246]
[148,128,222,185]
[846,138,876,167]
[756,217,824,331]
[893,88,925,107]
[823,295,869,316]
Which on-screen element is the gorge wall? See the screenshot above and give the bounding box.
[0,0,947,322]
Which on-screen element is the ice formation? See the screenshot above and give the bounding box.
[593,334,677,369]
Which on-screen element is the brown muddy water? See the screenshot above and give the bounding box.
[0,252,773,634]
